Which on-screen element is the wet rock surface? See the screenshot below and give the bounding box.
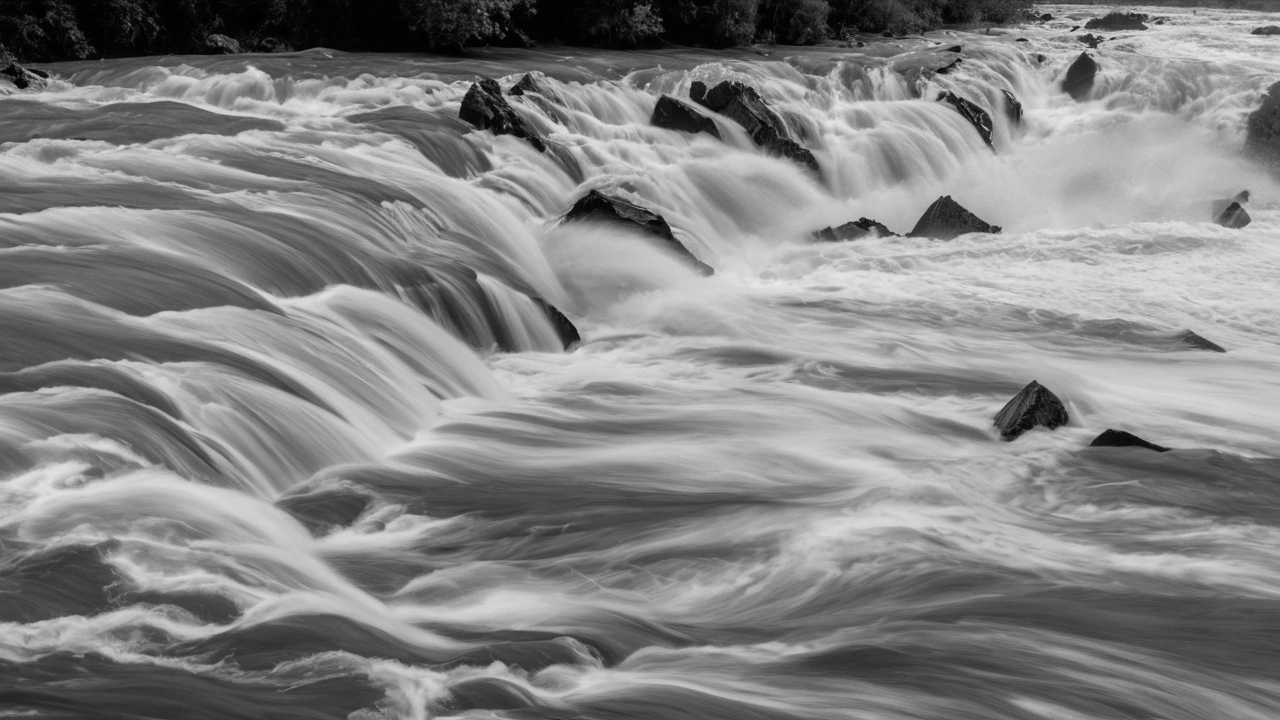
[994,380,1070,441]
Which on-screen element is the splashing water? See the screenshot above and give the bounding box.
[3,4,1280,719]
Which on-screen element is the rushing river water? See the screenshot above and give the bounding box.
[3,4,1280,718]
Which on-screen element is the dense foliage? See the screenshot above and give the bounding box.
[0,0,1034,62]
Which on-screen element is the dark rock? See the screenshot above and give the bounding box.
[1035,53,1048,64]
[1040,13,1053,21]
[1078,33,1104,48]
[276,484,373,535]
[460,77,546,152]
[937,91,994,148]
[1085,12,1147,31]
[935,58,962,74]
[1214,201,1251,228]
[565,190,713,275]
[1,62,42,90]
[1176,330,1227,352]
[651,95,720,139]
[1016,38,1029,42]
[907,195,1001,240]
[1253,26,1280,36]
[1070,25,1080,32]
[689,80,708,105]
[814,218,897,242]
[693,81,820,175]
[1245,80,1280,167]
[26,67,49,79]
[993,380,1069,441]
[535,299,581,349]
[1063,52,1099,102]
[509,73,558,103]
[1002,89,1024,124]
[205,33,242,54]
[943,44,962,52]
[1089,429,1170,452]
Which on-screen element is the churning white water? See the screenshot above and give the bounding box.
[2,4,1280,719]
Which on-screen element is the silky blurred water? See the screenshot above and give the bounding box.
[2,4,1280,719]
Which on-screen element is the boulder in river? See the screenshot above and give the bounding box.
[651,95,721,139]
[460,77,547,152]
[1078,33,1104,48]
[907,196,1001,240]
[1002,89,1024,124]
[509,73,558,103]
[1214,201,1251,228]
[205,34,242,54]
[993,380,1069,441]
[937,91,994,148]
[692,80,820,175]
[1176,329,1226,352]
[1252,26,1280,35]
[1085,12,1147,31]
[1063,52,1099,102]
[565,189,713,275]
[535,298,581,349]
[1245,81,1280,167]
[1,62,44,90]
[1040,12,1054,21]
[814,218,897,241]
[1089,429,1170,452]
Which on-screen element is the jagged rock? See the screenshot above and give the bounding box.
[535,299,581,349]
[1254,26,1280,36]
[1214,201,1251,228]
[814,218,897,242]
[509,73,558,103]
[1089,429,1170,452]
[1078,33,1104,48]
[993,380,1069,441]
[1085,12,1147,31]
[1176,330,1226,352]
[938,91,994,148]
[651,95,720,138]
[1063,52,1099,102]
[565,190,713,275]
[1,62,44,90]
[936,58,962,74]
[692,80,820,175]
[460,77,546,152]
[907,196,1001,240]
[1035,53,1048,64]
[1002,89,1024,124]
[205,34,242,54]
[1245,80,1280,167]
[276,484,373,535]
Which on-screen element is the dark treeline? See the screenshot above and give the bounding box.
[1,0,1032,63]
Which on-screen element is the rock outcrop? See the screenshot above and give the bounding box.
[937,91,994,148]
[691,80,820,175]
[1063,52,1099,101]
[993,380,1069,441]
[814,218,896,242]
[1,62,46,90]
[1002,89,1024,124]
[1176,330,1226,352]
[907,196,1001,240]
[1214,201,1251,228]
[509,73,558,102]
[535,299,581,349]
[460,77,547,152]
[565,190,713,275]
[651,95,720,138]
[1253,26,1280,36]
[1245,81,1280,167]
[1085,13,1147,31]
[205,34,242,54]
[1089,429,1170,452]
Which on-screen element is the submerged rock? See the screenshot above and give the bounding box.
[1214,201,1251,228]
[1085,12,1147,31]
[993,380,1069,441]
[460,77,546,152]
[935,58,962,74]
[1253,26,1280,36]
[814,218,896,242]
[937,91,994,148]
[565,190,713,275]
[1002,89,1024,124]
[651,95,720,138]
[205,33,242,54]
[535,299,581,349]
[1063,52,1099,101]
[907,196,1001,240]
[692,80,820,175]
[1176,329,1227,352]
[1245,81,1280,167]
[1089,429,1170,452]
[276,484,373,535]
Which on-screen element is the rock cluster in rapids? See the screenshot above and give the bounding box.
[814,218,897,242]
[689,80,821,175]
[1,61,47,90]
[564,189,714,276]
[1085,12,1148,31]
[460,77,547,152]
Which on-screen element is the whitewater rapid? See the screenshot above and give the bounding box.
[3,4,1280,719]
